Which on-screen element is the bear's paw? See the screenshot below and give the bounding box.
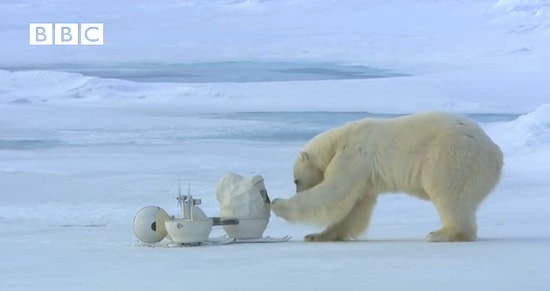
[271,198,300,222]
[425,228,476,242]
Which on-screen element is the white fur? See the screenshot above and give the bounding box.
[271,112,503,242]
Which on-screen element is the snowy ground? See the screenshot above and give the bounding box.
[1,0,550,290]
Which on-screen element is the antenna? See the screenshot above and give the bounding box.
[178,175,182,197]
[188,181,193,219]
[177,174,186,219]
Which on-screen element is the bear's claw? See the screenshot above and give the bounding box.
[304,234,318,242]
[304,233,345,242]
[304,233,328,242]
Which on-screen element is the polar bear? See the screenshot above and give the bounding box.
[271,112,503,242]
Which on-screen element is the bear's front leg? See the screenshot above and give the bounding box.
[271,198,301,222]
[304,194,377,242]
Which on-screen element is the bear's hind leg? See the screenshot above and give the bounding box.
[426,196,478,242]
[305,194,377,242]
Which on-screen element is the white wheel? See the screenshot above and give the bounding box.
[133,206,170,243]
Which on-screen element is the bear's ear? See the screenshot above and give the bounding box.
[299,151,309,161]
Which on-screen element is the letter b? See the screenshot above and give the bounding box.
[29,23,53,45]
[54,23,79,45]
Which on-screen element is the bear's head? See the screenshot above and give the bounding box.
[293,151,324,193]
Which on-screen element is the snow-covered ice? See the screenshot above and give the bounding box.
[1,0,549,290]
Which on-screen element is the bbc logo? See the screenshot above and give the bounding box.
[29,23,104,46]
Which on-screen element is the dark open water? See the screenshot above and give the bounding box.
[0,62,519,149]
[0,112,519,149]
[3,61,407,83]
